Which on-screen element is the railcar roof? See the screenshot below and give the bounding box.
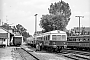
[45,30,66,34]
[36,30,66,37]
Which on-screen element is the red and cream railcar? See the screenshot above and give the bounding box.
[36,30,67,51]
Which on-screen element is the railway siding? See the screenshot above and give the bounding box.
[57,49,90,60]
[72,54,90,59]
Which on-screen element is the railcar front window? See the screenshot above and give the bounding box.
[57,35,61,41]
[62,35,66,41]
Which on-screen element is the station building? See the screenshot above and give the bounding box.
[0,26,24,47]
[0,27,14,46]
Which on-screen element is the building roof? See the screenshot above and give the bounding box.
[0,26,14,35]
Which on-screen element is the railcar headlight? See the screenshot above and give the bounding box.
[53,45,57,48]
[52,42,56,45]
[64,45,67,48]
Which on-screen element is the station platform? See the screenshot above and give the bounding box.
[0,47,22,60]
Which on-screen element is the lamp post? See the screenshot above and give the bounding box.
[34,14,38,41]
[34,14,38,34]
[75,16,84,35]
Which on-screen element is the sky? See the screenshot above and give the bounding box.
[0,0,90,35]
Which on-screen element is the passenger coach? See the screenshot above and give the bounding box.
[67,35,90,50]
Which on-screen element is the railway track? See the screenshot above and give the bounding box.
[57,49,90,60]
[25,44,90,60]
[16,47,40,60]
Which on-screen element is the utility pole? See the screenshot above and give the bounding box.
[75,16,84,35]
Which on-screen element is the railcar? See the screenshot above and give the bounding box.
[26,37,35,47]
[35,30,67,52]
[12,36,23,46]
[67,35,90,50]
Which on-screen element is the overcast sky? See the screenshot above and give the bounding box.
[0,0,90,35]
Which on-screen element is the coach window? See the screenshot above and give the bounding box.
[73,38,75,41]
[79,39,80,41]
[45,36,47,40]
[38,37,40,40]
[76,38,78,41]
[40,37,42,40]
[83,39,86,41]
[86,38,89,41]
[37,37,38,40]
[73,38,74,41]
[38,37,39,40]
[68,38,71,41]
[39,37,40,40]
[88,39,89,41]
[45,36,46,40]
[42,37,43,40]
[40,37,41,40]
[70,38,72,41]
[47,36,48,40]
[44,36,45,40]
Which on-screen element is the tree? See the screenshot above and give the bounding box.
[40,15,54,32]
[15,24,31,39]
[16,24,26,34]
[40,0,71,32]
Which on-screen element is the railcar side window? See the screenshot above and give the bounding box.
[52,35,56,40]
[44,36,45,40]
[48,35,50,40]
